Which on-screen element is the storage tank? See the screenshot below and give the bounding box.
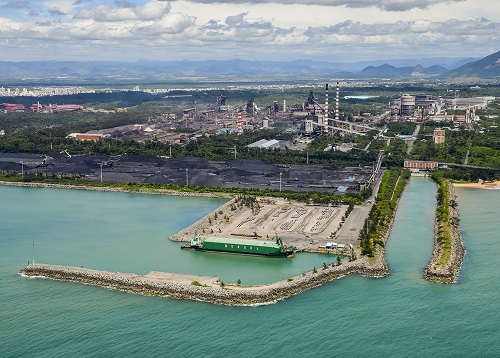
[400,94,416,117]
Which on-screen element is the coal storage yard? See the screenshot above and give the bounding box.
[0,153,374,193]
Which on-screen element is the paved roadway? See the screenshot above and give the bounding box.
[335,169,384,247]
[335,204,371,246]
[406,124,421,154]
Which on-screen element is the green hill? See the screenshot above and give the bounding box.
[442,50,500,79]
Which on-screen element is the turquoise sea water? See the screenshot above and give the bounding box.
[1,178,499,357]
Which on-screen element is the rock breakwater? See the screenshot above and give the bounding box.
[21,259,387,306]
[0,181,233,199]
[424,182,465,283]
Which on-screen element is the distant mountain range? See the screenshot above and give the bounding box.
[439,50,500,79]
[0,51,498,84]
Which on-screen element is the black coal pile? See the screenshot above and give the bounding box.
[119,154,164,165]
[0,162,23,171]
[228,159,281,174]
[161,157,211,169]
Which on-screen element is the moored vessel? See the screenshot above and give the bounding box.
[182,235,295,257]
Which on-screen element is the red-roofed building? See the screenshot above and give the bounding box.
[75,134,102,141]
[3,103,25,112]
[404,160,439,170]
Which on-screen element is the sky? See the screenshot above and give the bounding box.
[0,0,498,62]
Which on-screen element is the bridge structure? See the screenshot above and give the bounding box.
[438,162,500,171]
[312,118,376,136]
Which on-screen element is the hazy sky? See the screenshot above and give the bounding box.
[0,0,498,62]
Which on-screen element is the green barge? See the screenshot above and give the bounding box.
[182,235,295,257]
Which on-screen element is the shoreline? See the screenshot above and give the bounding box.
[11,175,409,305]
[0,180,234,199]
[452,180,500,189]
[20,261,387,306]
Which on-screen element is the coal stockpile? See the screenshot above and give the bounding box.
[228,159,281,174]
[45,163,92,175]
[186,170,222,187]
[160,156,211,169]
[0,161,23,171]
[143,173,171,185]
[0,153,45,171]
[0,153,374,193]
[288,169,325,181]
[119,154,164,165]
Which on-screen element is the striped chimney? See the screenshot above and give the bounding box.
[324,83,329,134]
[237,112,243,135]
[335,82,340,124]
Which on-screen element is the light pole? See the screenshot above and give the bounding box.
[186,168,189,186]
[279,172,282,192]
[20,162,24,178]
[100,163,103,183]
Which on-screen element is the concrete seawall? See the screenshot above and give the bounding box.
[20,260,387,306]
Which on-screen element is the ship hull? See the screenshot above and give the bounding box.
[186,246,292,257]
[181,236,294,257]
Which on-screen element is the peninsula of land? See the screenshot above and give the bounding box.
[424,180,465,283]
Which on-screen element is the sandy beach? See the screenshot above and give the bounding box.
[452,180,500,189]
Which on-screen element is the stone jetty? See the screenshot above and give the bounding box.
[21,260,387,306]
[424,182,465,283]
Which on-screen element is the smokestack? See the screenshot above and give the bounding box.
[324,83,329,134]
[237,111,243,135]
[335,82,340,125]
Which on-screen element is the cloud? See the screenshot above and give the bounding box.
[73,0,92,5]
[1,1,30,8]
[170,0,466,12]
[35,20,53,26]
[132,13,196,35]
[43,1,76,14]
[48,9,66,16]
[73,0,171,21]
[114,0,135,8]
[0,0,497,62]
[225,12,272,29]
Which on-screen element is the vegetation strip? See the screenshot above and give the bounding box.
[20,262,388,306]
[0,174,369,205]
[359,169,410,256]
[423,176,465,283]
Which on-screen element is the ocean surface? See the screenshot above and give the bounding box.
[1,177,499,357]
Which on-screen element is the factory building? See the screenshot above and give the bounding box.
[2,103,25,112]
[433,129,445,144]
[444,97,493,110]
[404,160,439,170]
[400,94,416,117]
[67,133,103,142]
[391,94,443,119]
